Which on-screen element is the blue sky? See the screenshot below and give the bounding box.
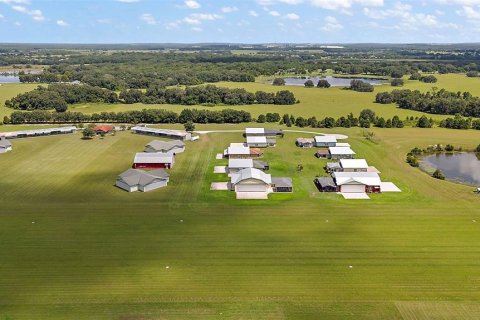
[0,0,480,43]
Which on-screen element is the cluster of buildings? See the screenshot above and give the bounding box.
[116,127,192,193]
[213,128,292,200]
[298,135,400,199]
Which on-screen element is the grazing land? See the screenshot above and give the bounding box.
[1,125,480,319]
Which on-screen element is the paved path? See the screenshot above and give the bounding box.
[194,129,348,140]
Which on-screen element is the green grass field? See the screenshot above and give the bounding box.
[1,125,480,319]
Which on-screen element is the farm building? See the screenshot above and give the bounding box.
[116,169,169,192]
[271,177,293,192]
[223,143,263,159]
[329,146,356,160]
[246,136,276,148]
[314,135,337,148]
[314,177,337,192]
[131,126,191,141]
[245,128,283,137]
[333,172,381,193]
[315,149,330,158]
[0,126,77,139]
[144,140,185,154]
[133,152,175,169]
[0,138,12,154]
[228,158,269,173]
[94,125,114,135]
[296,138,314,148]
[326,159,368,173]
[230,167,272,193]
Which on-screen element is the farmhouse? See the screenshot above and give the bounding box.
[223,143,262,159]
[0,138,12,153]
[230,167,272,193]
[272,177,293,192]
[329,146,356,160]
[133,152,175,169]
[131,126,191,141]
[314,135,337,148]
[116,169,169,192]
[0,126,77,139]
[326,159,368,173]
[245,128,283,137]
[246,136,276,148]
[333,172,381,193]
[228,158,269,173]
[296,138,314,148]
[94,125,114,135]
[144,140,185,154]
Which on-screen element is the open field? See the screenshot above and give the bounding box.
[0,83,41,119]
[1,125,480,319]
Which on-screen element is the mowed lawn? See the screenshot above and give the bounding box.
[66,73,480,121]
[1,126,480,319]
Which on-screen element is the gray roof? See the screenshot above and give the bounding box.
[326,162,341,169]
[272,177,292,188]
[146,140,185,152]
[315,177,336,188]
[118,169,169,187]
[0,138,12,148]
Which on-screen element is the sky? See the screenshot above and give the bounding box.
[1,0,480,44]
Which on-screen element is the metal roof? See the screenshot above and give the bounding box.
[329,146,356,155]
[333,172,381,186]
[247,136,267,144]
[314,135,337,143]
[225,143,250,155]
[118,169,169,187]
[0,126,77,138]
[230,167,272,185]
[272,177,293,188]
[245,128,265,134]
[132,126,189,137]
[229,158,254,169]
[340,159,368,169]
[0,138,12,148]
[134,152,174,164]
[146,140,185,152]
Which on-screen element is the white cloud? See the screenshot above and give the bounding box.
[457,6,480,19]
[285,12,300,19]
[322,15,343,31]
[221,6,238,13]
[184,0,200,9]
[269,10,280,16]
[11,5,44,21]
[258,0,383,9]
[0,13,4,21]
[249,10,259,17]
[0,0,30,4]
[237,19,250,26]
[140,13,156,25]
[116,0,140,3]
[191,26,202,31]
[56,19,68,27]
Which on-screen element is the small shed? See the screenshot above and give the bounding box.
[272,177,293,192]
[116,169,170,192]
[94,125,114,134]
[133,153,175,169]
[329,146,356,160]
[144,140,185,154]
[296,138,314,148]
[315,149,330,158]
[314,177,337,192]
[0,138,12,154]
[314,135,337,148]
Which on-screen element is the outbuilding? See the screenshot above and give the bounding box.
[224,143,263,159]
[314,135,337,148]
[272,177,293,192]
[329,146,356,160]
[0,138,12,153]
[339,159,368,172]
[230,167,272,193]
[94,125,114,135]
[245,128,283,137]
[333,172,381,193]
[131,126,191,141]
[314,177,337,192]
[315,149,330,158]
[228,158,269,173]
[246,136,276,148]
[296,138,314,148]
[116,169,170,192]
[144,140,185,154]
[133,152,175,169]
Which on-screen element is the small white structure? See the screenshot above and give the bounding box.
[246,136,268,148]
[329,146,356,159]
[230,168,272,193]
[339,159,369,172]
[314,136,337,148]
[116,169,170,192]
[333,172,381,193]
[0,138,12,153]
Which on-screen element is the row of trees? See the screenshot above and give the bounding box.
[4,108,252,125]
[5,84,297,112]
[439,114,480,130]
[409,73,438,83]
[375,88,480,117]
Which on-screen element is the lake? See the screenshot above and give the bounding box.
[279,76,386,87]
[0,75,20,83]
[421,152,480,186]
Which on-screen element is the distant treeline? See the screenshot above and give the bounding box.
[375,89,480,117]
[4,84,297,112]
[4,108,252,125]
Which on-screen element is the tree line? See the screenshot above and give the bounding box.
[5,84,297,112]
[375,88,480,117]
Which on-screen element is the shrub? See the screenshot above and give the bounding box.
[304,80,314,87]
[432,169,445,180]
[317,79,331,88]
[391,78,404,87]
[272,78,286,86]
[445,144,454,152]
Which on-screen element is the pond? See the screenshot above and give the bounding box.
[421,152,480,186]
[0,75,20,83]
[278,76,386,87]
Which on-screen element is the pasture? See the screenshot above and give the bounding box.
[1,125,480,319]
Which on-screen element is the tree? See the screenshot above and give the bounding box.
[82,127,96,139]
[466,71,478,78]
[406,154,419,167]
[317,79,331,88]
[304,80,314,87]
[409,73,422,80]
[350,80,374,92]
[417,115,432,128]
[272,78,286,86]
[295,117,307,127]
[257,114,266,123]
[420,75,437,83]
[184,120,195,132]
[274,90,296,105]
[476,144,480,152]
[432,169,445,180]
[265,112,280,122]
[375,117,386,128]
[391,78,404,87]
[445,144,454,152]
[3,116,10,124]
